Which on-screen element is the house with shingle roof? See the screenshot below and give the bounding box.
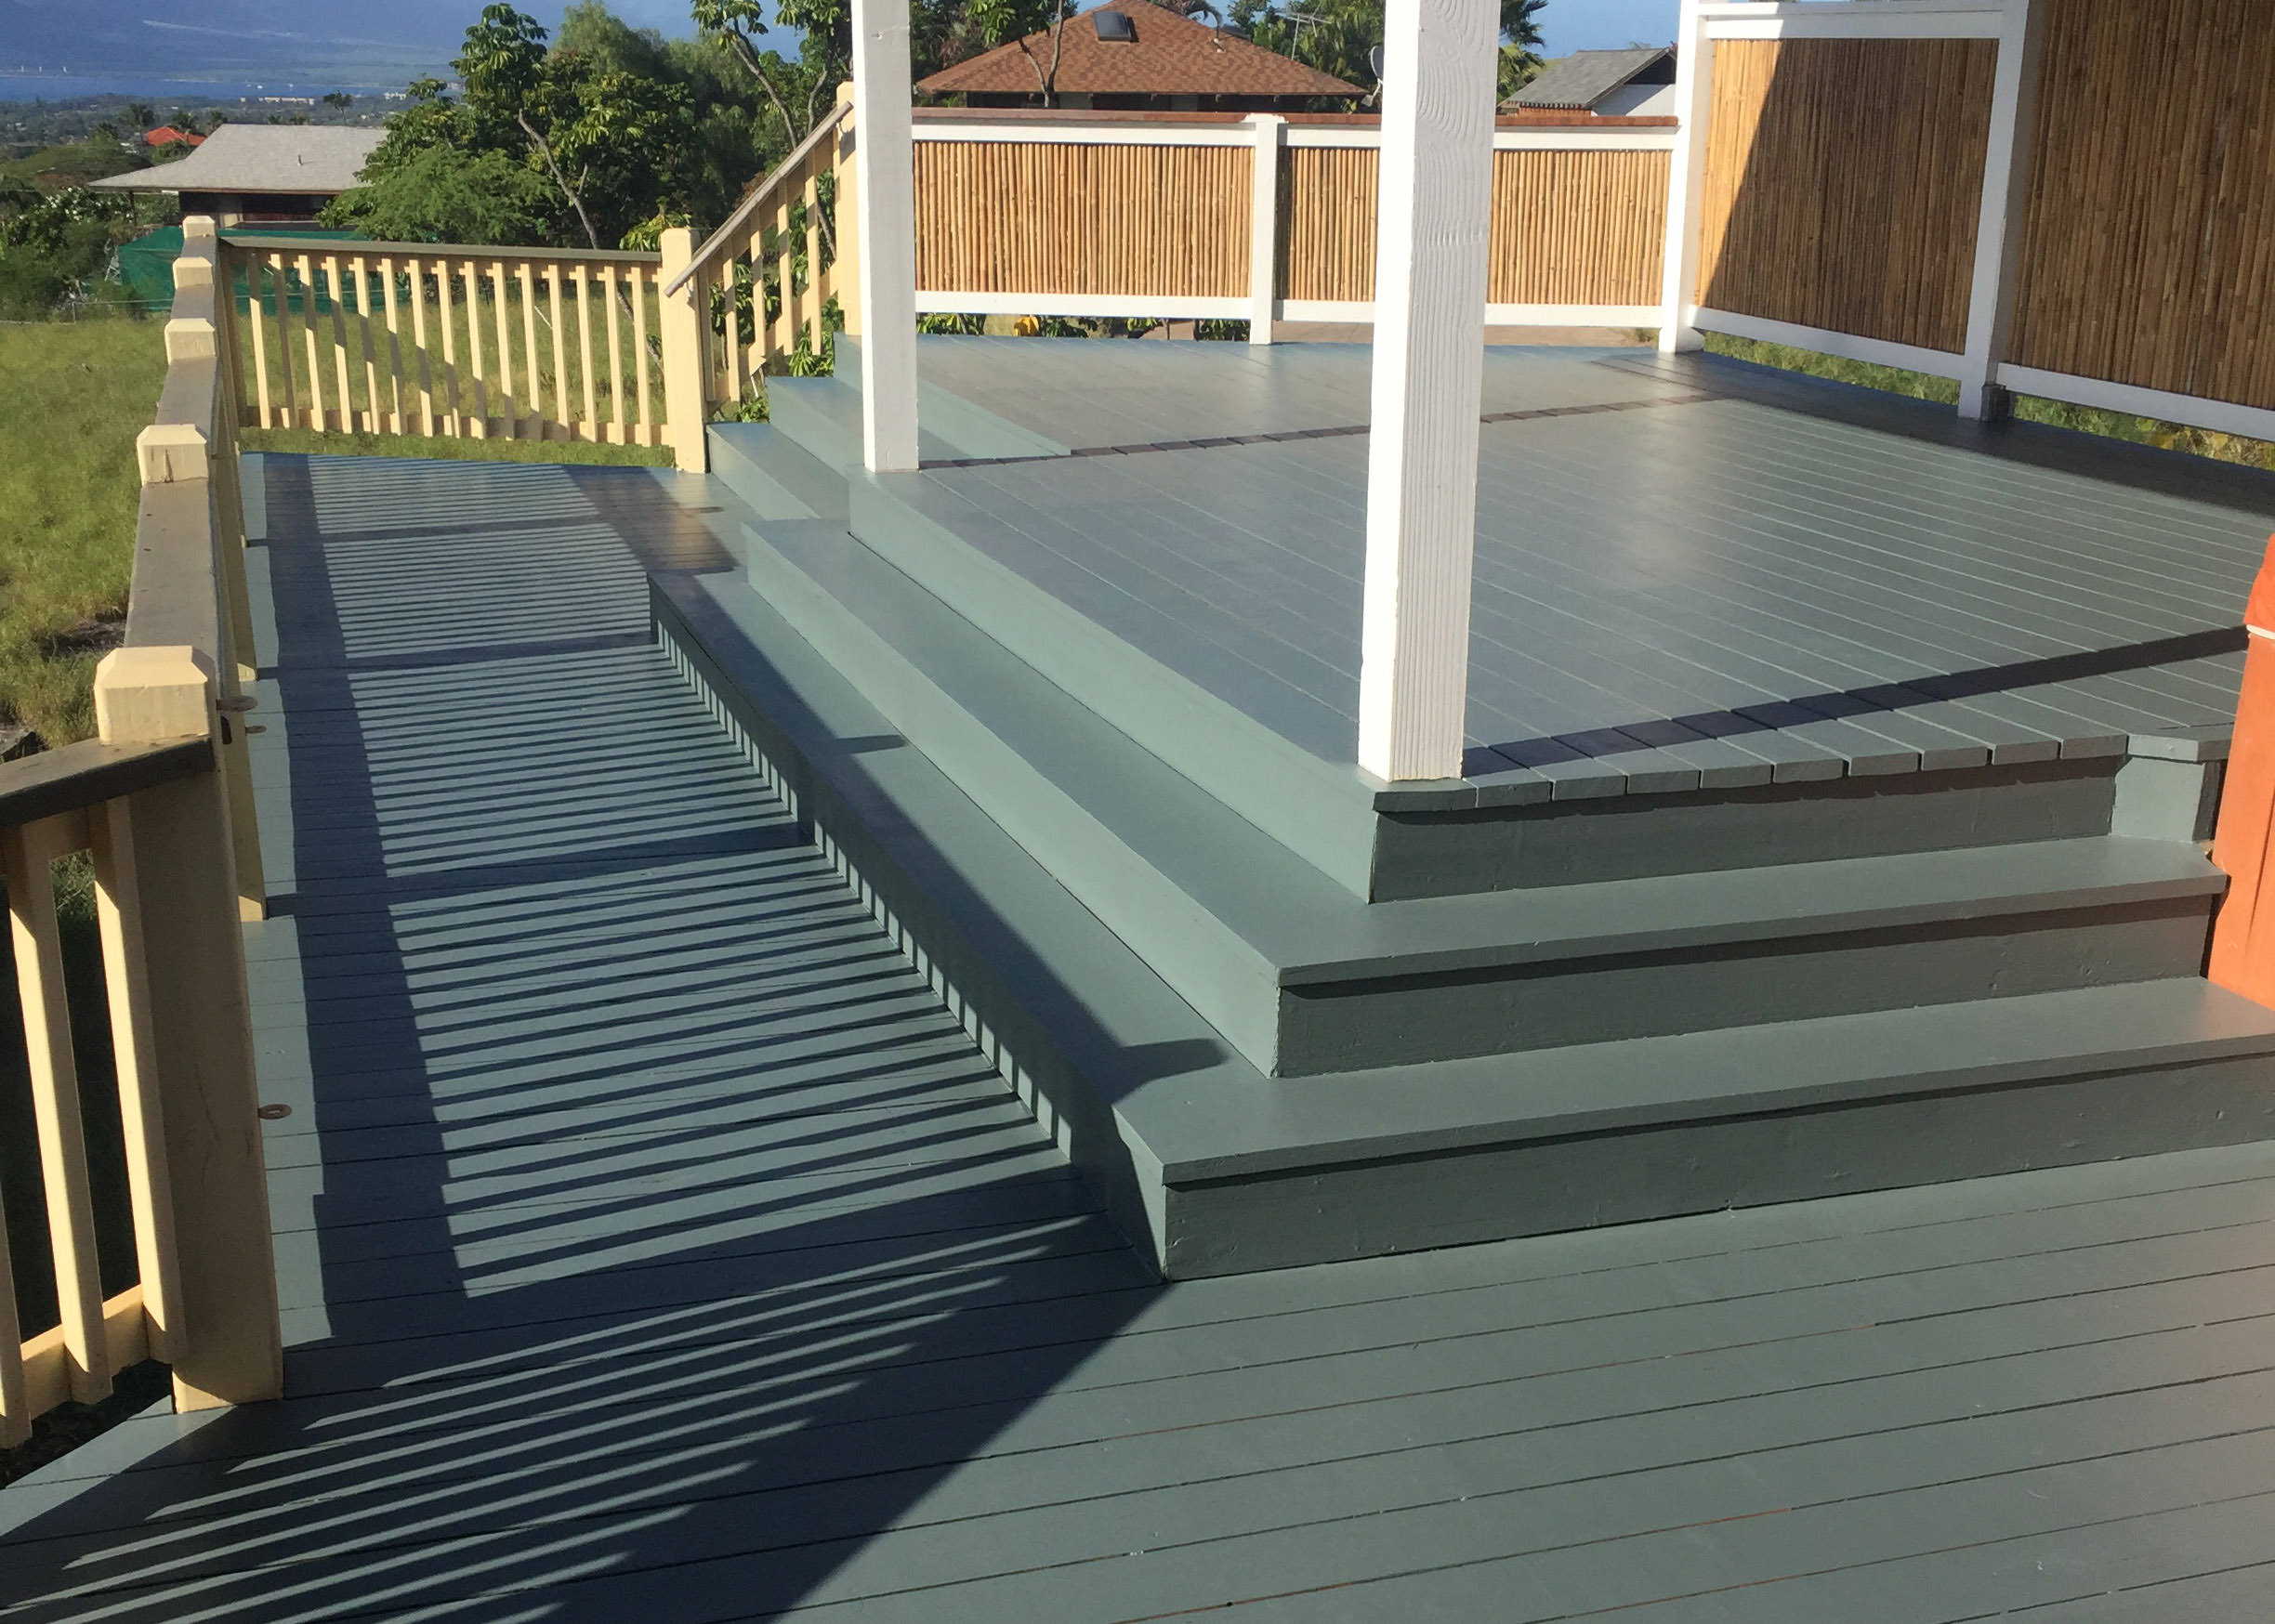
[91,124,383,225]
[919,0,1363,112]
[1507,46,1677,117]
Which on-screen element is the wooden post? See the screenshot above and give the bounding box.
[852,0,920,472]
[1248,114,1285,345]
[835,83,862,339]
[93,646,282,1411]
[658,228,710,474]
[1356,0,1497,784]
[1956,0,2045,422]
[1656,0,1712,353]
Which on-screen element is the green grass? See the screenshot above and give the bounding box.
[1703,332,2275,473]
[242,426,670,466]
[0,317,167,744]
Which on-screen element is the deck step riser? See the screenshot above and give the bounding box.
[1374,762,2137,898]
[1278,898,2215,1074]
[1162,1047,2275,1276]
[763,382,861,472]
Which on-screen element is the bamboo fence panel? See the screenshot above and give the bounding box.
[226,247,672,445]
[1695,38,1996,354]
[914,141,1251,298]
[1490,150,1667,306]
[1280,146,1666,307]
[1283,147,1376,302]
[2009,0,2275,412]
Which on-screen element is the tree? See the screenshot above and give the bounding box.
[322,144,555,242]
[125,101,156,132]
[322,91,357,111]
[1224,0,1543,101]
[457,4,604,246]
[968,0,1080,105]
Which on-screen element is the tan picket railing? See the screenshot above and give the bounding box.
[662,94,851,431]
[1,217,282,1445]
[223,238,675,449]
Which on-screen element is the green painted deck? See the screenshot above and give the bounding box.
[837,338,2273,788]
[5,448,2275,1616]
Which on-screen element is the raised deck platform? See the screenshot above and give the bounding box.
[11,450,2275,1617]
[671,337,2275,1274]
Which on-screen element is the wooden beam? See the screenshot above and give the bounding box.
[1356,0,1497,783]
[1248,114,1284,345]
[852,0,921,472]
[658,228,710,474]
[1957,0,2045,421]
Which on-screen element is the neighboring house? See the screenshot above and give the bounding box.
[1507,46,1677,117]
[90,124,384,225]
[141,125,206,151]
[918,0,1363,113]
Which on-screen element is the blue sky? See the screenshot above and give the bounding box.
[598,0,1682,54]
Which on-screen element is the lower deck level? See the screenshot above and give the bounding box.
[5,452,2275,1617]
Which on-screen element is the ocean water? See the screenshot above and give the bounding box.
[0,72,411,105]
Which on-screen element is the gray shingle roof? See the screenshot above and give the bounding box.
[90,124,384,196]
[1510,46,1674,111]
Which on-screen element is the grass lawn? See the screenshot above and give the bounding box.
[1704,332,2275,472]
[0,317,168,745]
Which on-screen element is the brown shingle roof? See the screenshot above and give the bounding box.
[918,0,1363,99]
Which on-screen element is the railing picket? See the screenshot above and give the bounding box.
[463,259,489,437]
[602,265,626,441]
[380,255,407,434]
[351,255,379,431]
[436,258,463,436]
[4,813,112,1407]
[803,169,824,349]
[519,261,542,439]
[0,1169,23,1445]
[245,257,273,427]
[493,261,518,439]
[324,255,352,431]
[296,254,324,431]
[722,253,746,409]
[574,265,598,440]
[547,264,570,439]
[631,266,654,439]
[775,199,796,358]
[89,799,182,1364]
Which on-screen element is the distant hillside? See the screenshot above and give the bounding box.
[0,1,656,82]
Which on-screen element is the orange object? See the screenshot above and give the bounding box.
[2206,535,2275,1004]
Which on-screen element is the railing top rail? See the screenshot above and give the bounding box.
[220,234,664,267]
[906,106,1678,130]
[667,101,851,298]
[0,736,213,830]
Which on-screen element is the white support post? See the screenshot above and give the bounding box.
[1657,0,1713,353]
[1956,0,2045,421]
[851,0,920,471]
[1247,115,1285,345]
[1357,0,1497,784]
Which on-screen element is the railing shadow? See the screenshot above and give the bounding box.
[0,452,1162,1619]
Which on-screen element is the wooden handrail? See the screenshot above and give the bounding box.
[0,737,212,830]
[666,101,851,299]
[221,233,662,266]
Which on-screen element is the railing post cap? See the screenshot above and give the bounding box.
[2250,535,2275,637]
[182,215,218,242]
[138,422,210,485]
[95,647,216,746]
[164,316,218,362]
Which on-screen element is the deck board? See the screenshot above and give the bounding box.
[7,449,2275,1617]
[886,341,2273,772]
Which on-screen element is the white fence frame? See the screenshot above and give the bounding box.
[910,112,1678,338]
[1660,0,2275,442]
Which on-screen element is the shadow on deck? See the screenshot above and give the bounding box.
[5,444,2275,1618]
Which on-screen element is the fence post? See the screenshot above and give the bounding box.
[1356,0,1496,783]
[852,0,920,472]
[1956,0,2046,422]
[93,646,282,1412]
[1656,0,1711,353]
[835,83,862,339]
[1248,114,1285,345]
[659,228,710,474]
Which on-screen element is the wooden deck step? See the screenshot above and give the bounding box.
[652,564,2275,1277]
[700,484,2225,1079]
